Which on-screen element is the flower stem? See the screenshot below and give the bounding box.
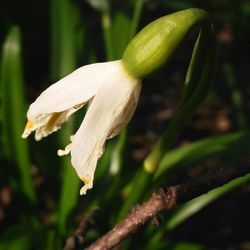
[119,9,217,219]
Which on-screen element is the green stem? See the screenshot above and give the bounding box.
[146,27,217,174]
[102,12,114,60]
[119,11,217,219]
[50,0,80,235]
[129,0,144,39]
[1,27,36,202]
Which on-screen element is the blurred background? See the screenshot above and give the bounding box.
[1,0,250,249]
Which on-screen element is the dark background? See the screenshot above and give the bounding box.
[1,1,250,249]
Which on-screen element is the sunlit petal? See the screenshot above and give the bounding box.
[23,61,122,140]
[27,61,121,120]
[71,62,141,194]
[22,104,83,140]
[22,59,141,195]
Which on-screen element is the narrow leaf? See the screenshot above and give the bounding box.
[50,0,80,233]
[0,27,36,202]
[154,131,250,181]
[166,173,250,230]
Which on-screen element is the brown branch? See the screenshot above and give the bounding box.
[64,208,99,250]
[85,157,250,250]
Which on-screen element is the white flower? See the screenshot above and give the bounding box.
[22,60,141,195]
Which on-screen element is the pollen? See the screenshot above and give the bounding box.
[21,120,34,139]
[26,120,33,129]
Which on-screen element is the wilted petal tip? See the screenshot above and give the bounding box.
[21,120,34,139]
[79,176,93,195]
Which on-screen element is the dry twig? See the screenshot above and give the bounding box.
[85,157,250,250]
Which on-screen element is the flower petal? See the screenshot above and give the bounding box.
[23,61,122,140]
[71,61,141,195]
[22,104,83,140]
[27,60,122,120]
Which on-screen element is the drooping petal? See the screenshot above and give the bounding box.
[28,61,121,118]
[22,60,121,139]
[22,103,83,140]
[71,61,141,195]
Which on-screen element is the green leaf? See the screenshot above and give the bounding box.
[103,129,128,204]
[165,173,250,230]
[144,24,217,172]
[102,1,144,60]
[129,0,144,39]
[0,225,34,250]
[0,26,36,202]
[88,129,128,215]
[119,16,217,216]
[50,0,80,234]
[111,11,131,59]
[0,236,30,250]
[154,131,250,181]
[146,173,250,247]
[50,0,78,79]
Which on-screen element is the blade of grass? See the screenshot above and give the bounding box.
[86,0,113,60]
[86,130,128,215]
[77,1,145,225]
[102,12,114,60]
[101,1,144,60]
[0,27,36,202]
[50,0,80,234]
[111,11,131,59]
[98,1,146,221]
[118,131,249,221]
[147,172,250,247]
[0,225,36,250]
[0,236,31,250]
[129,0,144,38]
[166,172,250,230]
[118,26,217,220]
[154,131,250,181]
[122,130,247,223]
[103,129,127,210]
[50,0,77,79]
[45,229,62,250]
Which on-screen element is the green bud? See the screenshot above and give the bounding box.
[122,8,210,79]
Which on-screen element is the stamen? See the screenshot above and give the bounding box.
[45,112,63,131]
[34,112,67,141]
[57,143,72,156]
